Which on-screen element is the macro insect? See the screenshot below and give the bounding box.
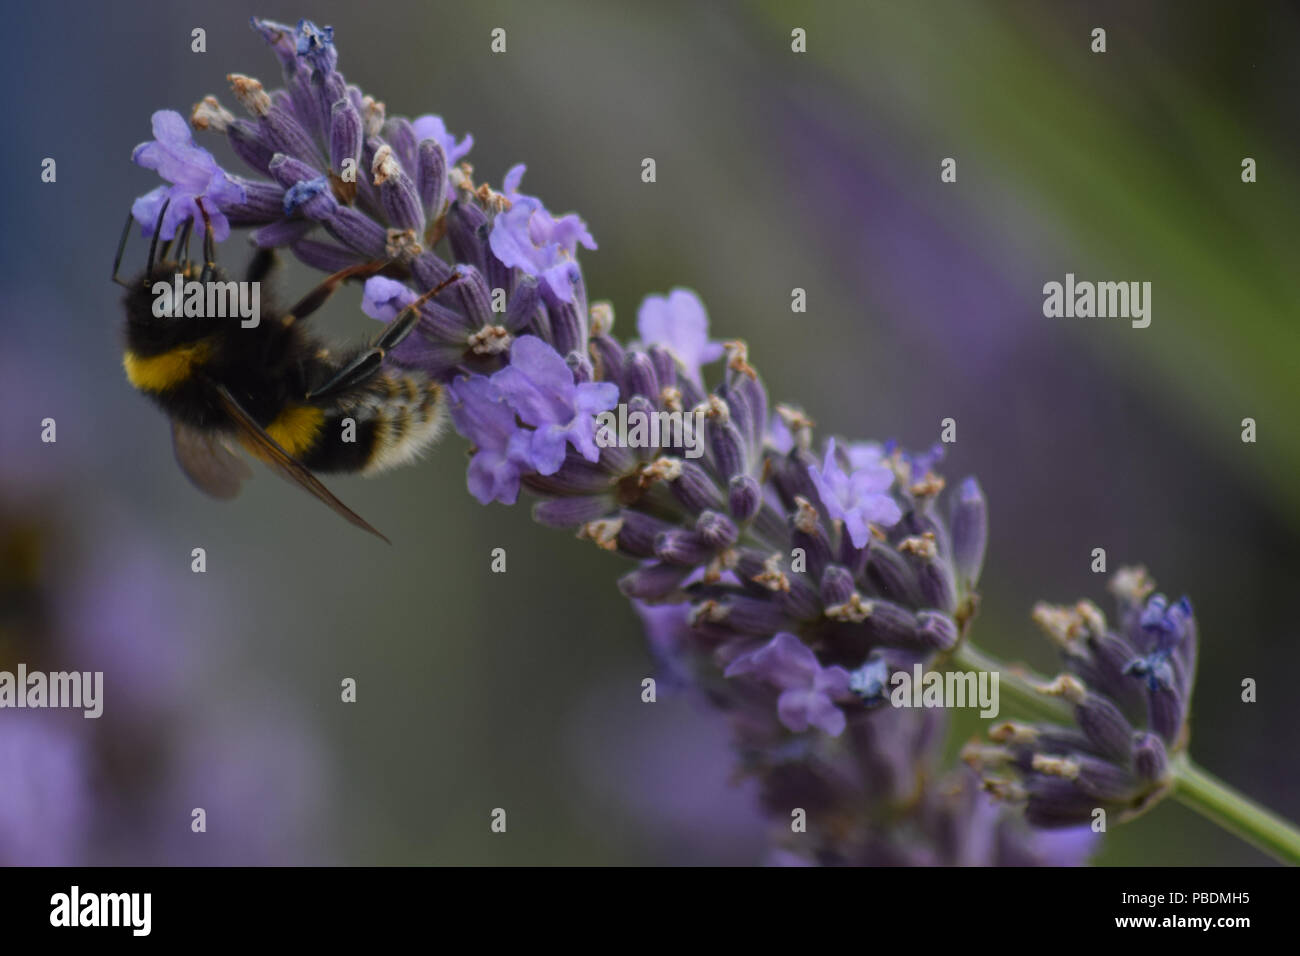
[112,199,460,542]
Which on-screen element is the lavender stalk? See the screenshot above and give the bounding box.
[121,16,1300,865]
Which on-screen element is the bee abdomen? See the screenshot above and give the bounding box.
[361,377,447,475]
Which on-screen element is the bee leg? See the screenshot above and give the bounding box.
[245,247,279,285]
[175,218,194,275]
[195,199,218,284]
[305,349,387,401]
[145,198,172,276]
[303,272,461,400]
[283,260,393,325]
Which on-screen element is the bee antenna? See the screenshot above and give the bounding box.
[195,198,217,283]
[146,198,172,276]
[111,211,134,287]
[176,217,194,273]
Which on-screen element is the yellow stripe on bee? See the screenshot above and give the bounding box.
[122,342,212,393]
[262,404,326,458]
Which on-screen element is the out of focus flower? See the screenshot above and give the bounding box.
[966,568,1196,828]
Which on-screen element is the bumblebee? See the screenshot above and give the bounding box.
[112,199,460,542]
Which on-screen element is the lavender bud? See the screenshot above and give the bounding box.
[373,145,425,234]
[718,595,792,636]
[617,511,676,558]
[268,153,325,191]
[618,562,691,602]
[670,460,724,514]
[567,351,594,384]
[623,352,659,402]
[383,116,419,172]
[647,346,678,391]
[446,201,488,274]
[505,278,541,335]
[329,98,363,179]
[449,265,496,327]
[1073,692,1137,764]
[290,238,361,272]
[915,611,958,651]
[253,219,314,247]
[416,139,448,221]
[728,474,761,522]
[707,418,748,482]
[588,334,627,392]
[532,496,612,529]
[1132,732,1168,782]
[323,205,388,258]
[695,511,738,551]
[820,565,857,607]
[262,97,319,163]
[227,119,276,174]
[863,542,924,607]
[655,530,710,566]
[950,476,988,589]
[224,178,287,225]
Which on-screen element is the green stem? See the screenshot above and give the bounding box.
[952,640,1300,866]
[1170,757,1300,866]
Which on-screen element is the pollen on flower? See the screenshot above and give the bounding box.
[962,742,1015,771]
[227,74,270,116]
[190,96,234,132]
[577,518,622,551]
[660,386,683,413]
[825,592,873,623]
[589,302,614,336]
[385,228,422,260]
[723,340,757,379]
[689,600,729,626]
[1037,673,1088,704]
[1109,565,1155,604]
[448,162,475,194]
[372,144,401,185]
[1031,754,1081,780]
[703,550,738,584]
[1031,602,1087,649]
[644,457,683,483]
[475,182,510,213]
[361,96,385,136]
[467,325,511,356]
[752,553,791,592]
[989,721,1039,745]
[909,473,945,498]
[899,532,938,560]
[793,497,819,534]
[699,395,729,422]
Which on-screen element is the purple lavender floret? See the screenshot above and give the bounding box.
[807,437,902,548]
[491,335,618,471]
[131,110,246,240]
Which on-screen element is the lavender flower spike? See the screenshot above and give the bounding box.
[125,17,1279,867]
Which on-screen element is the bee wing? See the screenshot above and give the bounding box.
[212,384,391,544]
[171,420,253,500]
